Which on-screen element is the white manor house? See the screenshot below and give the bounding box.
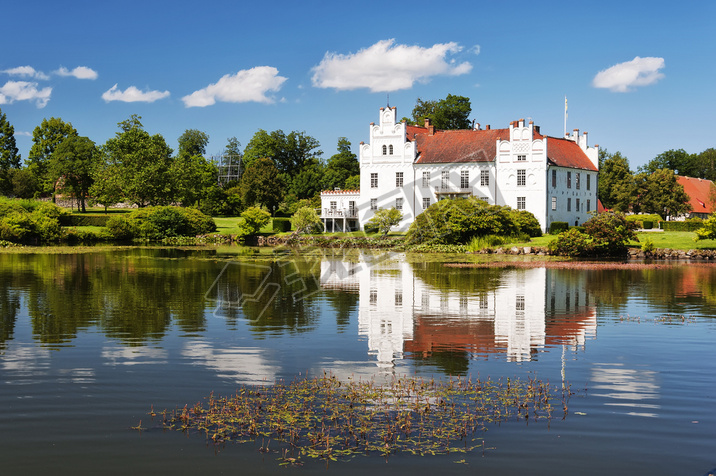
[321,106,599,233]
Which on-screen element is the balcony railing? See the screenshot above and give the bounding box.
[434,185,472,195]
[322,208,358,218]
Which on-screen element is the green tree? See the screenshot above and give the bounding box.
[0,108,20,171]
[177,129,209,159]
[410,94,472,130]
[694,148,716,181]
[598,149,634,211]
[583,211,638,256]
[50,136,98,212]
[89,163,123,211]
[171,153,218,207]
[101,115,176,207]
[366,208,402,237]
[289,158,325,200]
[291,206,323,234]
[324,138,359,190]
[7,168,40,198]
[27,117,78,195]
[633,168,689,218]
[238,157,283,212]
[243,129,322,177]
[639,149,696,177]
[344,175,360,190]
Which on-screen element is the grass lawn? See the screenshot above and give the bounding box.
[632,231,716,250]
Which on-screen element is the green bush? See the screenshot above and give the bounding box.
[238,207,271,236]
[105,206,216,241]
[548,229,592,257]
[626,214,663,229]
[406,197,532,245]
[508,209,542,237]
[290,207,322,234]
[0,198,68,243]
[550,222,568,234]
[106,215,137,240]
[642,220,653,229]
[272,217,292,233]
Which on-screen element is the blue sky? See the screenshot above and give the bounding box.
[2,0,714,169]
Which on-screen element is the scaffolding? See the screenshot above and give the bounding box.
[210,154,242,185]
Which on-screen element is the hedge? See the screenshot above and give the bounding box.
[661,220,704,232]
[272,217,292,233]
[59,214,111,227]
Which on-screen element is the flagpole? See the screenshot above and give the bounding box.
[564,96,568,137]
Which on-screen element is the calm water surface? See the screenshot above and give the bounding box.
[1,248,715,475]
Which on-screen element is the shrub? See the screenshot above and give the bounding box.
[105,206,216,241]
[642,220,653,230]
[694,215,716,241]
[238,207,271,236]
[508,209,542,237]
[59,214,112,227]
[626,214,663,229]
[548,229,592,257]
[272,217,292,233]
[366,208,402,237]
[0,198,68,243]
[641,237,655,252]
[663,219,703,232]
[550,222,568,234]
[106,215,137,240]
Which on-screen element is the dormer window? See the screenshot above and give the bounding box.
[382,145,387,155]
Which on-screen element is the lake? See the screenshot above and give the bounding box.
[1,247,715,475]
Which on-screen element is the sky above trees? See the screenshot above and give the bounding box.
[1,1,713,168]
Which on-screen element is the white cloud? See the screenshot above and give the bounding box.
[592,56,665,92]
[182,66,287,107]
[470,45,481,55]
[55,66,98,80]
[14,131,32,137]
[0,81,52,108]
[101,84,170,103]
[311,39,473,92]
[2,66,49,80]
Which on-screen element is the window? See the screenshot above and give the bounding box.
[460,170,469,189]
[421,293,429,310]
[395,172,403,187]
[370,198,377,210]
[395,197,403,210]
[423,197,431,209]
[576,173,581,190]
[576,198,580,211]
[567,198,571,211]
[370,173,378,188]
[395,291,403,307]
[551,197,557,210]
[369,289,377,305]
[517,197,526,210]
[422,171,430,187]
[480,170,489,186]
[441,171,450,188]
[587,174,591,190]
[517,169,526,186]
[382,145,387,155]
[567,171,572,188]
[552,169,557,188]
[587,199,591,212]
[389,144,394,155]
[516,295,525,311]
[479,294,488,309]
[517,155,526,161]
[330,201,337,210]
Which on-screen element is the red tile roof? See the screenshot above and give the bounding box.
[676,176,715,214]
[406,125,597,171]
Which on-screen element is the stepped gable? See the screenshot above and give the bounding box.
[545,136,598,171]
[411,127,510,164]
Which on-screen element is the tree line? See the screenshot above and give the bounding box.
[598,147,716,219]
[0,108,360,216]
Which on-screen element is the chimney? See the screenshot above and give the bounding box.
[534,125,540,134]
[485,124,491,130]
[425,118,435,135]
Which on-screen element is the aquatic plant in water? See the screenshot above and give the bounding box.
[149,373,569,465]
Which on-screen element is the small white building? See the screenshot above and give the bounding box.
[321,107,599,233]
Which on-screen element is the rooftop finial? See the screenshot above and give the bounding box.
[387,93,390,108]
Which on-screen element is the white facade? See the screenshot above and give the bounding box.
[322,107,600,233]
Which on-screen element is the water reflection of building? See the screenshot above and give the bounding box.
[320,255,597,367]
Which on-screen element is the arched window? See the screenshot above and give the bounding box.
[389,144,394,155]
[382,145,387,155]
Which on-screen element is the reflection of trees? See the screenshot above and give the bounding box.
[0,281,21,349]
[0,251,220,347]
[412,349,470,376]
[409,261,503,294]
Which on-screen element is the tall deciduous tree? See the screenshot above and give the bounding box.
[100,115,175,207]
[324,138,359,190]
[239,157,283,212]
[177,129,209,159]
[50,136,98,212]
[27,117,78,195]
[639,149,696,176]
[598,149,634,212]
[410,94,472,130]
[633,169,689,219]
[243,129,322,177]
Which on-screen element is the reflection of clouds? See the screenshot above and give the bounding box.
[102,346,168,366]
[591,363,660,417]
[1,344,51,377]
[182,340,279,385]
[314,360,397,383]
